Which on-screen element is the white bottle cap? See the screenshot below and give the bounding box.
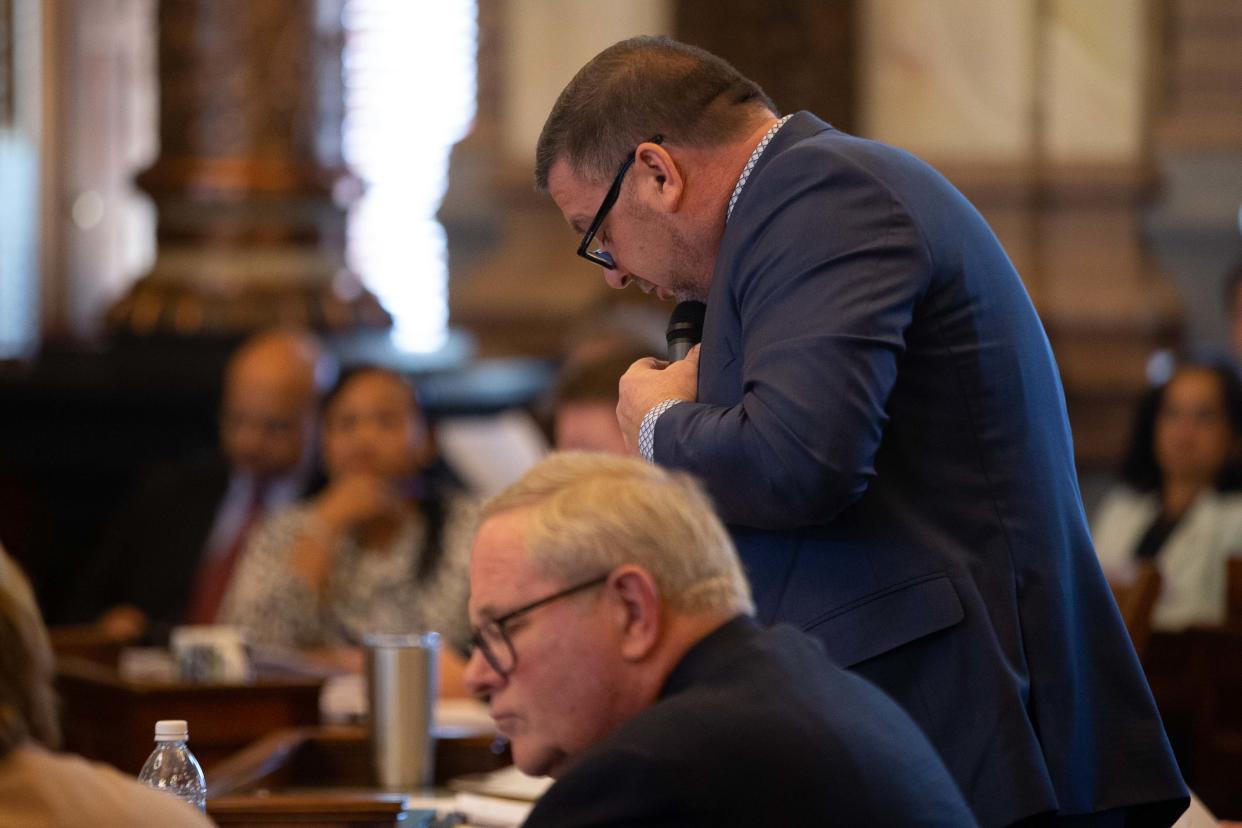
[153,720,188,741]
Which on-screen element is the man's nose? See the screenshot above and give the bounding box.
[228,424,265,457]
[603,267,631,290]
[463,646,501,699]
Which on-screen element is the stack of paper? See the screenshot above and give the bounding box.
[449,765,553,828]
[452,792,535,827]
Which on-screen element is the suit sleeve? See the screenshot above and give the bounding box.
[655,147,932,529]
[64,466,192,623]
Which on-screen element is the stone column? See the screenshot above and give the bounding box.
[107,0,389,335]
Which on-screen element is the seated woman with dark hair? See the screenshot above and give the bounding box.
[1093,357,1242,630]
[219,366,474,689]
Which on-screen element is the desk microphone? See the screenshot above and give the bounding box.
[666,301,706,361]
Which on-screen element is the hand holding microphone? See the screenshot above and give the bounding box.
[615,301,706,454]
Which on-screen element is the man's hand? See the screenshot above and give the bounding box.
[617,345,700,454]
[97,604,149,642]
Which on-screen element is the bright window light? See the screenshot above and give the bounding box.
[342,1,476,353]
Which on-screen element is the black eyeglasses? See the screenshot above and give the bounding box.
[470,573,609,677]
[576,135,664,269]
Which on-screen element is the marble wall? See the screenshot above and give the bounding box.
[861,0,1150,167]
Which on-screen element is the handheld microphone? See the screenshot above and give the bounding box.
[666,301,706,361]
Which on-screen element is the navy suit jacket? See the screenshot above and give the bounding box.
[655,113,1187,826]
[524,617,976,827]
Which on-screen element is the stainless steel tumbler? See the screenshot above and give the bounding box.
[365,631,440,790]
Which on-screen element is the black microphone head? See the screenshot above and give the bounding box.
[666,300,706,361]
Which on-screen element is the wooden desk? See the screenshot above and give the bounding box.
[206,725,509,827]
[1184,627,1242,819]
[210,791,414,828]
[1144,628,1242,819]
[56,655,323,773]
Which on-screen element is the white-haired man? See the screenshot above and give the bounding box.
[465,452,974,826]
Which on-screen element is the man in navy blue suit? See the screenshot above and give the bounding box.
[465,452,975,826]
[536,36,1187,827]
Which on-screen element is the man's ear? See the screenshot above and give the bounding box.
[607,564,662,661]
[631,142,684,214]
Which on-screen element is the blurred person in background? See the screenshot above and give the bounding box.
[1093,357,1242,630]
[0,547,211,827]
[552,339,655,454]
[219,366,473,695]
[71,329,332,643]
[434,297,664,494]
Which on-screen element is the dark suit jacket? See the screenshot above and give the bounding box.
[524,616,975,827]
[70,457,319,640]
[655,113,1187,827]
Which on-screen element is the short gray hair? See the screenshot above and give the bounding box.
[535,36,777,190]
[482,452,753,616]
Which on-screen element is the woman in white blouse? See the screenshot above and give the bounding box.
[220,366,474,689]
[1093,358,1242,631]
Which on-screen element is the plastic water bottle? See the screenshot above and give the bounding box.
[137,719,207,812]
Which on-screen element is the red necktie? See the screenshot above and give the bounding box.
[184,481,269,624]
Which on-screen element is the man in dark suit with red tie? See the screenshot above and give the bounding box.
[72,329,330,643]
[535,36,1187,826]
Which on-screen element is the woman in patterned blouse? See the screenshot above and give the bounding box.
[219,366,475,692]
